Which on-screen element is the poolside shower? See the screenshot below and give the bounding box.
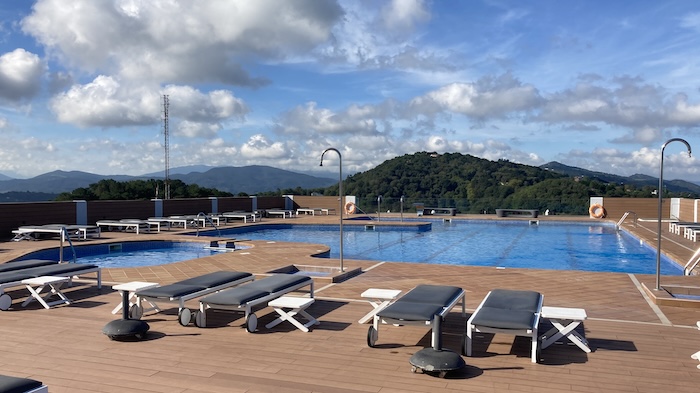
[320,147,344,272]
[656,138,692,291]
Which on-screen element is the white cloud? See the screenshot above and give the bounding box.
[240,134,288,159]
[0,48,44,101]
[49,75,160,127]
[21,0,343,86]
[381,0,431,33]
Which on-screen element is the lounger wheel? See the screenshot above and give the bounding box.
[246,313,258,333]
[367,326,378,347]
[0,294,12,311]
[194,310,206,328]
[129,304,143,320]
[178,308,193,326]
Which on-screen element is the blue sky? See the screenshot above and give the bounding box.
[1,1,700,182]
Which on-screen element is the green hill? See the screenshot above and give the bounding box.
[321,152,696,215]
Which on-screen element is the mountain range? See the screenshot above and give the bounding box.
[0,166,336,198]
[1,157,699,201]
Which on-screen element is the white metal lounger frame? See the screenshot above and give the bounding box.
[196,277,315,332]
[370,290,466,348]
[96,220,159,234]
[465,291,544,363]
[135,275,256,324]
[0,265,103,310]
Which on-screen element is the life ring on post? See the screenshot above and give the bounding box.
[589,204,605,219]
[344,202,356,215]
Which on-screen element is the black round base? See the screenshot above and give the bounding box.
[102,319,150,340]
[409,348,465,377]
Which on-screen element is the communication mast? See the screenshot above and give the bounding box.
[162,94,170,199]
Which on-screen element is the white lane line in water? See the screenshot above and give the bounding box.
[628,273,672,326]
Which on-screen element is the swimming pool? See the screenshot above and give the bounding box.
[209,219,683,275]
[18,241,248,269]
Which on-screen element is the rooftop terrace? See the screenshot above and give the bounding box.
[1,213,699,392]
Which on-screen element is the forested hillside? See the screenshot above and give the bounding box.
[314,152,696,215]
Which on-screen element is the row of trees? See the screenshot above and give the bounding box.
[54,152,697,216]
[55,179,232,201]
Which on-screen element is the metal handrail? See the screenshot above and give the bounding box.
[59,226,77,263]
[616,211,637,231]
[195,212,221,237]
[683,247,700,275]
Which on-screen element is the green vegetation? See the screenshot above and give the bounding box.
[55,179,232,201]
[54,152,699,215]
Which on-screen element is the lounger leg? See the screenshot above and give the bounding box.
[531,327,539,363]
[465,324,473,356]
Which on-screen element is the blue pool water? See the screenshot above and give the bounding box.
[211,219,683,275]
[19,241,247,269]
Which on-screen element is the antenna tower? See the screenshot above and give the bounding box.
[162,94,170,199]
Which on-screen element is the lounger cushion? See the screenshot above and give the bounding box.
[200,274,312,306]
[470,307,537,330]
[0,374,43,393]
[398,284,464,306]
[0,271,36,284]
[482,289,541,312]
[378,301,445,321]
[138,271,253,299]
[138,284,208,299]
[470,289,542,330]
[26,263,99,276]
[0,260,56,273]
[176,271,253,287]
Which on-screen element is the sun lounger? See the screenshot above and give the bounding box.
[196,274,315,332]
[0,374,47,393]
[221,211,257,223]
[12,224,100,241]
[465,289,544,363]
[134,271,255,325]
[96,219,160,234]
[0,261,102,310]
[266,209,294,219]
[0,259,57,273]
[366,284,466,348]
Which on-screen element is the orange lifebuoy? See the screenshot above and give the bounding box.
[344,202,356,215]
[589,204,605,219]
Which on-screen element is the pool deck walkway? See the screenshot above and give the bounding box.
[1,214,700,392]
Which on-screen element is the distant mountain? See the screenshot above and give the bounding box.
[0,170,138,193]
[0,173,13,181]
[141,165,215,177]
[0,166,335,197]
[171,166,336,194]
[540,161,700,194]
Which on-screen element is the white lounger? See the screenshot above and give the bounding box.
[197,274,314,332]
[465,289,544,363]
[12,224,100,241]
[96,219,160,234]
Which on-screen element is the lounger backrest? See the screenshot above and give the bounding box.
[398,284,463,306]
[0,374,44,393]
[200,274,313,306]
[253,274,311,293]
[24,263,100,277]
[177,271,253,288]
[139,284,209,299]
[483,289,541,312]
[0,260,56,273]
[0,271,36,284]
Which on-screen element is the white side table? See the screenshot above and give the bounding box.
[265,296,319,332]
[540,306,591,353]
[21,276,71,309]
[111,281,161,316]
[358,288,402,324]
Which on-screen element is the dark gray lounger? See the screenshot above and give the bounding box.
[135,271,254,325]
[197,274,315,332]
[367,284,466,348]
[0,374,47,393]
[465,289,543,363]
[0,262,102,311]
[0,260,56,273]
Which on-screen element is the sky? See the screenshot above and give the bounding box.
[1,1,700,182]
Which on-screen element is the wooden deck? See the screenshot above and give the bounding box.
[1,214,700,392]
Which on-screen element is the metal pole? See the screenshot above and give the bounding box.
[320,148,344,272]
[377,195,382,222]
[400,195,405,222]
[656,138,692,290]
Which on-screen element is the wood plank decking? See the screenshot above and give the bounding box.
[1,214,699,392]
